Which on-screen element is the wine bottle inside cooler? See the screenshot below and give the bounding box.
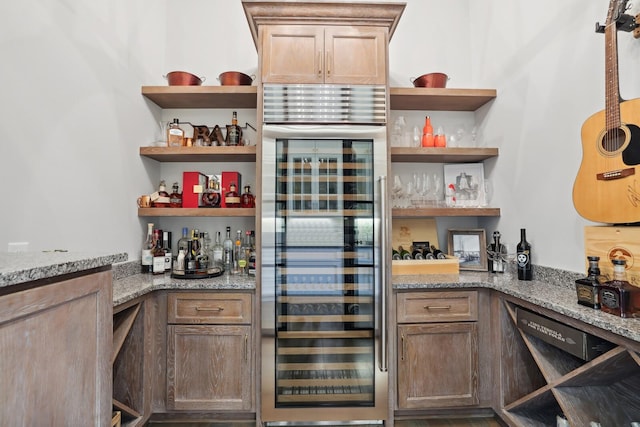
[516,228,533,280]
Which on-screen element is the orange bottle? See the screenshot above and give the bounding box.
[435,126,446,147]
[421,116,434,147]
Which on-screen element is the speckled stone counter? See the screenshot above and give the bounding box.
[0,251,128,288]
[393,267,640,343]
[112,268,256,307]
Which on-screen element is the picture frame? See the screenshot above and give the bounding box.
[443,163,486,207]
[447,228,488,271]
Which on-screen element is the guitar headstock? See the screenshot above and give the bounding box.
[596,0,636,33]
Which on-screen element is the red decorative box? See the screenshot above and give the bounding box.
[182,171,207,208]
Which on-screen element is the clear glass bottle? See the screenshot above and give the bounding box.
[212,231,224,268]
[225,111,241,146]
[177,227,189,256]
[599,259,640,318]
[575,256,601,309]
[225,182,241,208]
[196,231,210,270]
[223,226,234,274]
[152,229,165,275]
[248,230,256,277]
[234,230,243,275]
[169,182,182,208]
[238,231,251,276]
[167,118,184,147]
[141,223,154,273]
[241,185,255,208]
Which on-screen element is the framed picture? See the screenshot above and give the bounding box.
[443,163,486,207]
[447,228,487,271]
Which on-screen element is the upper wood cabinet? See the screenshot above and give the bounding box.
[261,25,387,85]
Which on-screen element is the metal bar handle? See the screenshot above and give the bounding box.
[379,175,388,372]
[195,306,225,312]
[424,305,452,310]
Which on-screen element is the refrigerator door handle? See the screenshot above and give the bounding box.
[379,175,388,372]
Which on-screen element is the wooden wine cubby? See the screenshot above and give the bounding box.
[498,298,640,427]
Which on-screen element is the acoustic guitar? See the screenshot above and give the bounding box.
[573,0,640,224]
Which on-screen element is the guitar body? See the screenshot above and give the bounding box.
[573,98,640,223]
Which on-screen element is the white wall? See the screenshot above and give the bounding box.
[2,0,639,273]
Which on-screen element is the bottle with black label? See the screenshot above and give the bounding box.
[599,259,640,318]
[575,256,601,309]
[489,231,505,273]
[516,228,532,280]
[225,111,241,146]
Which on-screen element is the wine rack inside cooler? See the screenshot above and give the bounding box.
[273,138,376,407]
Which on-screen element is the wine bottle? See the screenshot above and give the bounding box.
[184,240,196,274]
[431,245,447,259]
[516,228,533,280]
[412,247,424,260]
[162,230,172,272]
[141,223,154,273]
[392,249,402,260]
[151,229,165,275]
[399,246,411,260]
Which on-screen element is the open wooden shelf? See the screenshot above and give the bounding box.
[141,85,496,112]
[141,86,257,109]
[140,145,256,162]
[392,207,500,217]
[112,303,141,365]
[138,207,255,217]
[391,147,498,163]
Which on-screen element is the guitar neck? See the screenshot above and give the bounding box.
[605,6,622,129]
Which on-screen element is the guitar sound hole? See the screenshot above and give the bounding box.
[600,127,627,153]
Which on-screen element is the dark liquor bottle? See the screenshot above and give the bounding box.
[412,247,424,260]
[575,256,601,309]
[162,231,172,272]
[248,230,256,277]
[169,182,182,208]
[151,229,165,275]
[184,240,196,274]
[392,249,402,260]
[167,118,184,147]
[152,180,171,208]
[599,259,640,318]
[225,111,241,146]
[431,245,447,259]
[399,246,411,260]
[422,246,435,259]
[240,185,255,208]
[516,228,533,280]
[141,223,154,273]
[225,182,241,208]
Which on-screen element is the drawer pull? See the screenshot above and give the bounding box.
[423,305,451,310]
[195,306,224,312]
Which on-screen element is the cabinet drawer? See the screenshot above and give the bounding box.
[397,291,478,323]
[167,292,252,324]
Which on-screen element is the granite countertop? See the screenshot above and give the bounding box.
[112,270,256,306]
[0,251,128,288]
[394,269,640,343]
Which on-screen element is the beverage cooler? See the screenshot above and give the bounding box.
[261,84,389,425]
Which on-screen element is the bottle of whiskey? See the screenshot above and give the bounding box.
[201,175,221,207]
[152,180,171,208]
[169,182,182,208]
[225,182,241,208]
[167,118,184,147]
[599,259,640,318]
[184,240,196,274]
[225,111,241,146]
[240,185,255,208]
[575,256,601,309]
[141,223,154,273]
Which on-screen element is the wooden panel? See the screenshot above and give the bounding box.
[390,87,497,111]
[261,25,324,84]
[397,322,479,408]
[390,147,499,163]
[167,292,252,324]
[397,291,478,323]
[0,270,112,426]
[325,26,386,85]
[141,86,257,109]
[166,324,252,411]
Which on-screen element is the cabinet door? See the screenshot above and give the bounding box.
[166,324,252,411]
[324,26,386,85]
[0,270,112,426]
[397,323,479,409]
[261,25,324,84]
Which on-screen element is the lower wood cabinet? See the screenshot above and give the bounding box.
[165,292,253,411]
[0,269,112,426]
[396,290,479,409]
